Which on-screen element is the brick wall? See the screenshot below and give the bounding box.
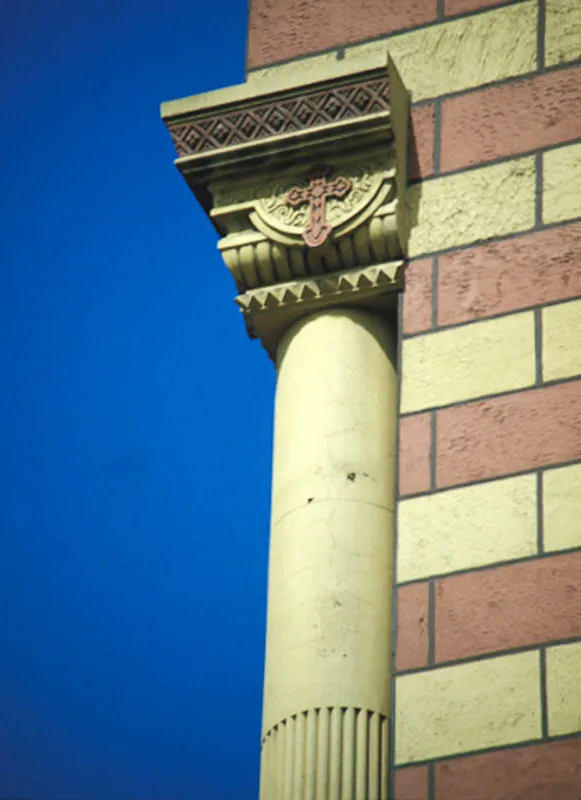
[392,4,581,796]
[247,1,581,797]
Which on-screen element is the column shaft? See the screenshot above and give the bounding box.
[260,308,397,799]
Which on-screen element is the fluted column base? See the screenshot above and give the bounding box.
[260,707,389,800]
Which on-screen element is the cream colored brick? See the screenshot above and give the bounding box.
[395,651,542,764]
[546,0,581,66]
[249,2,537,103]
[407,157,536,257]
[543,143,581,225]
[397,474,537,582]
[543,462,581,552]
[401,312,535,413]
[546,641,581,736]
[543,299,581,382]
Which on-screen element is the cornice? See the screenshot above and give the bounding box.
[161,51,408,358]
[167,75,390,160]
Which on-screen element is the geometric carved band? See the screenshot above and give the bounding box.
[168,78,390,158]
[260,707,389,800]
[236,262,403,359]
[236,263,402,315]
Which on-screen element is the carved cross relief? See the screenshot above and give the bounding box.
[162,53,407,355]
[285,165,352,248]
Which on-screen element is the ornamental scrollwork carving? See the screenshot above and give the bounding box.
[210,152,397,255]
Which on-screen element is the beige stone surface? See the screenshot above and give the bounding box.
[401,311,536,413]
[407,157,536,257]
[265,501,395,725]
[546,0,581,66]
[397,474,537,582]
[543,462,581,552]
[162,50,390,118]
[262,309,397,734]
[543,299,581,382]
[546,641,581,736]
[543,142,581,225]
[249,2,537,103]
[270,311,397,526]
[395,651,542,764]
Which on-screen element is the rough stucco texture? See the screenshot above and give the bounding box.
[409,105,434,181]
[397,474,537,582]
[444,0,507,16]
[435,551,581,663]
[441,67,581,172]
[542,298,581,382]
[394,765,428,800]
[398,413,431,496]
[436,379,581,488]
[247,2,537,103]
[543,141,581,224]
[375,2,536,104]
[435,737,581,800]
[546,641,581,736]
[246,0,437,69]
[402,258,433,335]
[543,462,581,552]
[406,156,536,257]
[396,583,429,672]
[401,311,536,413]
[546,0,581,66]
[395,651,541,764]
[437,222,581,327]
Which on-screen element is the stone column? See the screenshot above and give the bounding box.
[162,51,408,799]
[261,308,397,798]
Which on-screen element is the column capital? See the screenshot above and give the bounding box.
[161,51,408,357]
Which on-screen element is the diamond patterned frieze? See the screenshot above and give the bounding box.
[166,75,391,157]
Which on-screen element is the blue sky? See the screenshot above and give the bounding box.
[1,2,275,797]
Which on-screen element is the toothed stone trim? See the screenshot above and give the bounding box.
[236,262,402,312]
[235,261,403,358]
